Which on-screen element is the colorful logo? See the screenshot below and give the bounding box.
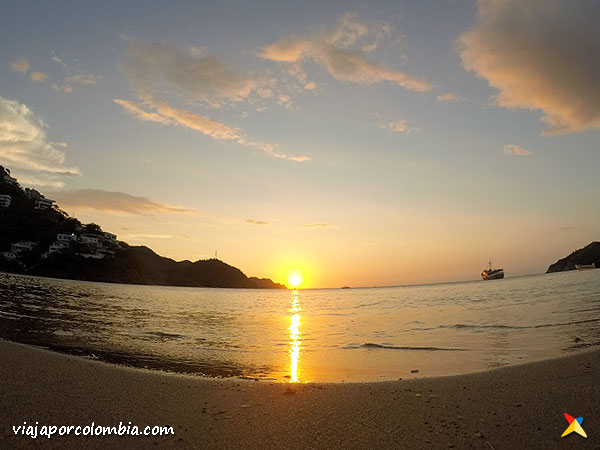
[561,413,587,438]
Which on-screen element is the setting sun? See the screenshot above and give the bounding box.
[288,273,303,289]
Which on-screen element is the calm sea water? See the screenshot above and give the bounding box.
[1,270,599,382]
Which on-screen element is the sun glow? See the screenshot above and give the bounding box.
[288,272,303,289]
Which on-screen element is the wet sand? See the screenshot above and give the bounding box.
[1,339,598,449]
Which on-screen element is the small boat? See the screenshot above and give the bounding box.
[481,260,504,280]
[575,264,596,270]
[341,285,351,289]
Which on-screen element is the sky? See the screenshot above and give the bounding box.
[1,0,599,288]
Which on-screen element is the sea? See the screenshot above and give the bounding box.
[1,270,599,382]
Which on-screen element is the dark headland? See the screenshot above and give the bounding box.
[546,242,600,273]
[0,166,284,289]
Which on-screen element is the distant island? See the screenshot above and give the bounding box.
[0,166,285,289]
[546,242,600,273]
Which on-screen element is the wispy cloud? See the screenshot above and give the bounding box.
[245,219,271,226]
[10,57,30,74]
[153,101,241,140]
[379,120,418,134]
[49,189,197,215]
[113,99,171,124]
[114,98,310,162]
[29,71,48,83]
[261,13,431,92]
[503,144,532,157]
[65,73,102,86]
[301,223,337,229]
[120,233,174,240]
[10,54,100,92]
[458,0,600,135]
[9,172,67,189]
[118,38,310,162]
[436,93,461,103]
[0,96,80,177]
[51,54,66,67]
[51,83,73,93]
[123,39,261,106]
[277,94,293,109]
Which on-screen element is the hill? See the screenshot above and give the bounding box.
[546,242,600,273]
[0,166,285,289]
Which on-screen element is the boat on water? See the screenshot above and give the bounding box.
[481,260,504,280]
[575,264,596,270]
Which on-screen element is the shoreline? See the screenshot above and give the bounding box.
[0,268,567,291]
[2,339,598,449]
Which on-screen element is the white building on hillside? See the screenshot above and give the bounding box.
[35,196,55,209]
[11,241,35,254]
[80,235,100,245]
[49,241,70,252]
[57,233,76,241]
[103,232,117,243]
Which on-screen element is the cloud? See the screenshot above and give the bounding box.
[114,98,310,162]
[0,96,80,176]
[65,73,102,85]
[245,219,271,226]
[503,144,532,156]
[49,189,198,215]
[9,171,67,189]
[52,54,66,67]
[436,93,460,102]
[113,99,171,124]
[379,120,418,134]
[10,57,30,74]
[29,71,49,83]
[458,0,600,135]
[121,233,174,239]
[51,83,73,93]
[277,94,293,109]
[123,39,260,106]
[119,38,311,162]
[559,226,576,232]
[301,223,336,229]
[50,74,100,93]
[261,13,431,92]
[153,102,241,140]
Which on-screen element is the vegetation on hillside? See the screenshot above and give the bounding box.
[0,166,285,289]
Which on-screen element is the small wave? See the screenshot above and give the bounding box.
[347,342,467,352]
[410,317,600,332]
[145,331,185,340]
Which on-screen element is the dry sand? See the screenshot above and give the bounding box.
[1,339,598,449]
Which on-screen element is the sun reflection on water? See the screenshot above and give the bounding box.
[289,290,301,382]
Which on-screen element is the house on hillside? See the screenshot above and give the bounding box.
[57,233,76,242]
[103,232,117,243]
[11,241,36,254]
[35,196,55,210]
[80,234,100,245]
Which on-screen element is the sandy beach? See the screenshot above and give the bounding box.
[1,340,598,449]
